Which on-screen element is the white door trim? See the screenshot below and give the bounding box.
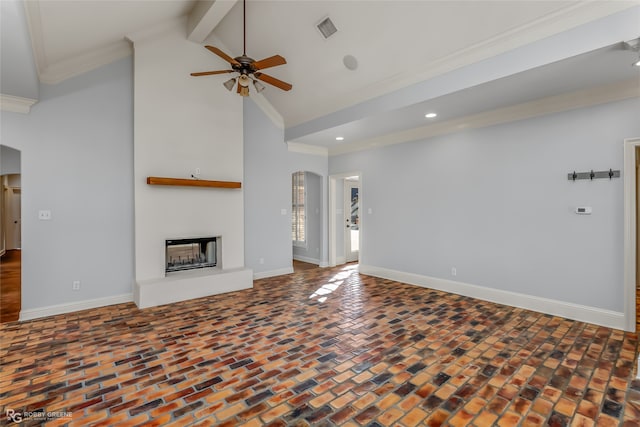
[344,179,360,262]
[329,171,362,267]
[623,137,640,332]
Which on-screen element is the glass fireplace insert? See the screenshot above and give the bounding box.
[165,236,217,273]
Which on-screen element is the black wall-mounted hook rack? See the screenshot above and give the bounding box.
[567,169,620,181]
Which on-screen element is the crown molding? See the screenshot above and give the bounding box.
[250,93,284,129]
[23,0,46,78]
[24,0,133,85]
[39,42,132,85]
[187,0,237,43]
[287,142,328,157]
[288,2,639,128]
[329,78,640,156]
[125,16,186,45]
[1,94,38,114]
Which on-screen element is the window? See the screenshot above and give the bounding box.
[292,171,306,246]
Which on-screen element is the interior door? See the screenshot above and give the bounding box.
[345,180,359,262]
[5,187,21,250]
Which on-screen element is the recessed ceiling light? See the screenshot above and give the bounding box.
[425,113,437,118]
[336,136,344,141]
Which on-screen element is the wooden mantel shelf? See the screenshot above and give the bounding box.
[146,177,241,189]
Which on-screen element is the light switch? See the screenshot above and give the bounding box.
[368,208,373,214]
[281,209,287,215]
[38,210,52,220]
[575,207,592,215]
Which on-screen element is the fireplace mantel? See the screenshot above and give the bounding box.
[146,177,241,189]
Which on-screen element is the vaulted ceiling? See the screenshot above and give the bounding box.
[2,0,639,154]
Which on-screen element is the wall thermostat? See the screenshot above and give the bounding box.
[575,207,592,215]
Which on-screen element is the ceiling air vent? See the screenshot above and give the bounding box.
[316,17,337,39]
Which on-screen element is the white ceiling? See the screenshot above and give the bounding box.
[3,0,640,154]
[291,43,640,150]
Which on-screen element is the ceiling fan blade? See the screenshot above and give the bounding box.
[254,72,292,91]
[252,55,287,71]
[205,45,241,67]
[237,81,241,93]
[190,70,234,76]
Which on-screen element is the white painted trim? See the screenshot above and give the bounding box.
[0,94,37,114]
[328,171,362,267]
[359,265,626,330]
[293,255,320,265]
[136,268,253,309]
[623,137,640,332]
[19,293,133,321]
[286,2,638,128]
[250,94,284,129]
[38,42,132,85]
[319,261,329,268]
[287,142,328,157]
[335,256,346,266]
[187,0,237,43]
[126,16,185,44]
[329,79,640,156]
[23,0,46,79]
[254,267,294,280]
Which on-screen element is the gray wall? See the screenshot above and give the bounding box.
[1,145,21,175]
[243,98,292,274]
[0,57,134,310]
[293,171,322,264]
[330,98,640,312]
[244,99,329,275]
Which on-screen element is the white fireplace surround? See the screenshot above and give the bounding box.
[135,233,252,309]
[132,27,253,309]
[134,267,252,309]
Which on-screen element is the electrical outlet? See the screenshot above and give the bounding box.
[195,168,201,175]
[38,210,52,220]
[451,267,457,277]
[72,280,81,291]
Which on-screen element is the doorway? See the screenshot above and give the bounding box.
[623,137,640,332]
[1,145,22,323]
[329,172,362,267]
[4,179,21,250]
[345,177,360,263]
[292,171,323,268]
[637,145,640,332]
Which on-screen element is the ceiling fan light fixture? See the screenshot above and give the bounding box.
[238,74,250,87]
[223,77,237,91]
[253,79,266,93]
[239,85,250,97]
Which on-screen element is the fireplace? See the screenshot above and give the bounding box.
[165,236,219,274]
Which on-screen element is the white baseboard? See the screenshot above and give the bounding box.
[20,293,133,321]
[336,256,346,265]
[319,261,329,268]
[359,264,626,330]
[293,255,321,265]
[254,267,294,280]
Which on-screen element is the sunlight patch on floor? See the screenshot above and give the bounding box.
[308,264,357,302]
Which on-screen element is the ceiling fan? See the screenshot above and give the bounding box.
[190,0,292,96]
